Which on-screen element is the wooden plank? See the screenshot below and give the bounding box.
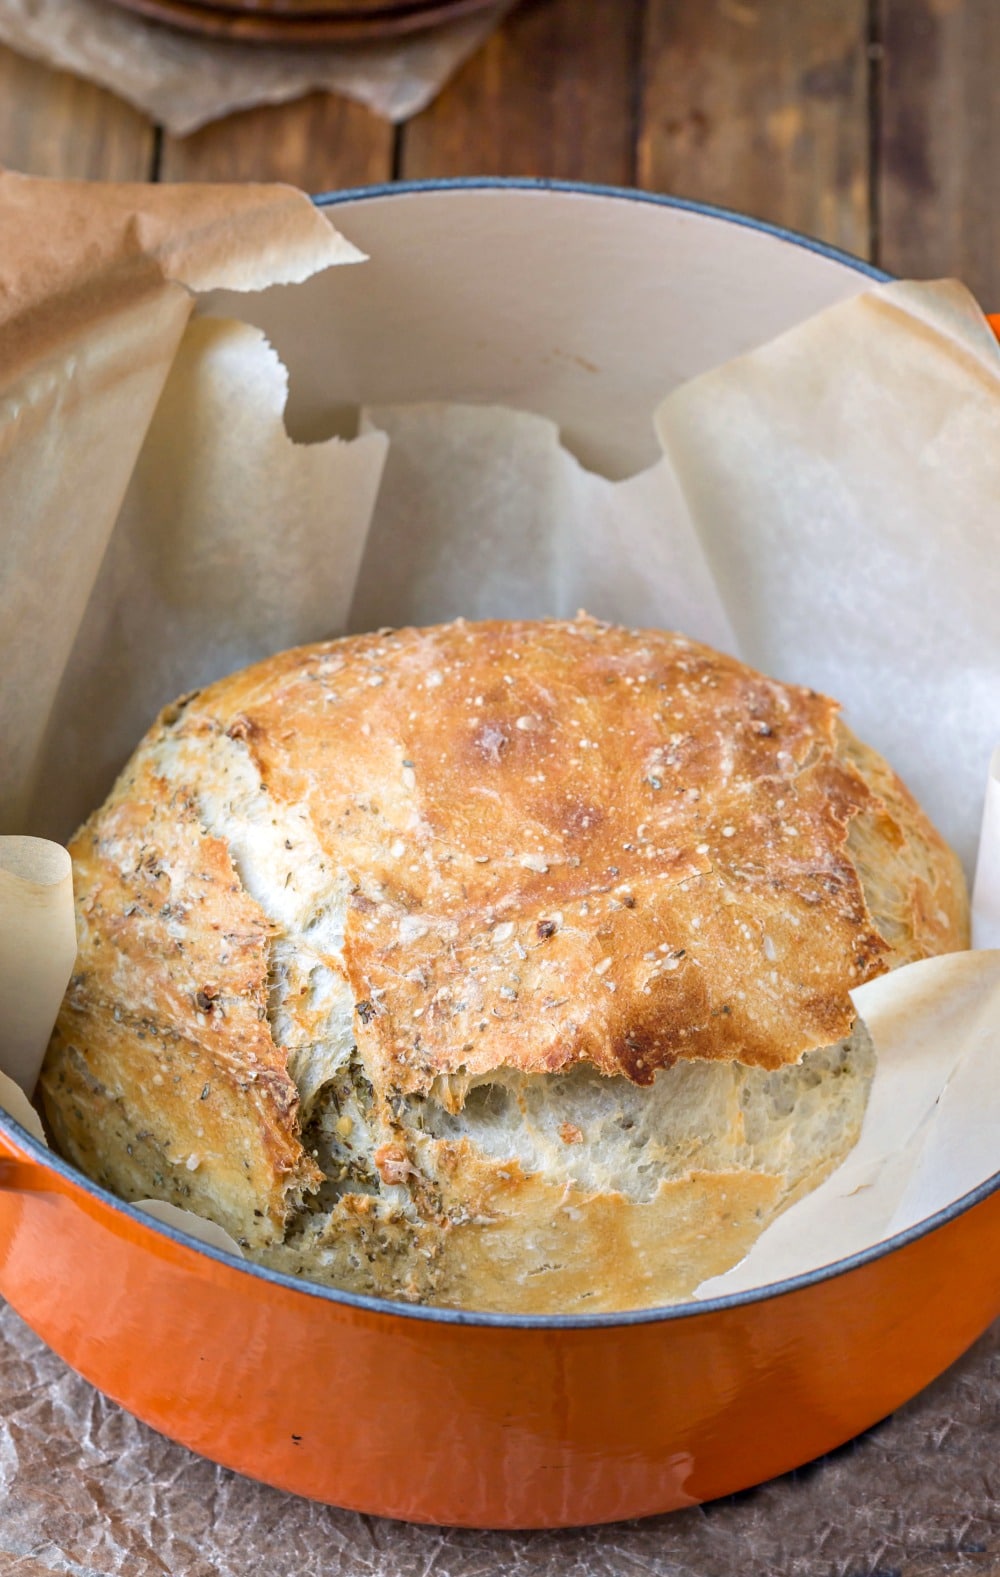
[0,45,154,180]
[159,91,393,189]
[879,0,1000,308]
[401,0,642,184]
[638,0,871,258]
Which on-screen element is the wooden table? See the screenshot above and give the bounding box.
[0,0,998,308]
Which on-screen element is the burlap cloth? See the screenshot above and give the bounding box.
[0,1297,996,1575]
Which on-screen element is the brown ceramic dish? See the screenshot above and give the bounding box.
[101,0,497,42]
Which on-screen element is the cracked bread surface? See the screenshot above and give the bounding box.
[41,617,968,1311]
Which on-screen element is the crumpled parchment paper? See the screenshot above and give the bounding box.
[0,0,511,134]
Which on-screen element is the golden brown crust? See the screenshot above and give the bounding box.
[837,721,968,963]
[159,616,959,1090]
[40,617,969,1282]
[258,1023,879,1312]
[262,1157,789,1314]
[42,748,319,1246]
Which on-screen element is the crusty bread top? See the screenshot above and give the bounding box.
[64,616,964,1115]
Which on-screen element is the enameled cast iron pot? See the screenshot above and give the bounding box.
[2,182,997,1529]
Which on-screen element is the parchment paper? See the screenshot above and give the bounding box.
[0,840,76,1094]
[701,951,1000,1296]
[0,169,365,834]
[2,173,1000,1306]
[351,405,737,651]
[655,278,1000,876]
[0,0,510,134]
[974,748,1000,948]
[35,313,387,836]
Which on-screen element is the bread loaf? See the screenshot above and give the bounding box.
[41,617,968,1311]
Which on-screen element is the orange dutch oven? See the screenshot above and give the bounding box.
[2,183,997,1529]
[1,1125,1000,1526]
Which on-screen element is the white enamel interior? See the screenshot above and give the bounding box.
[202,185,879,480]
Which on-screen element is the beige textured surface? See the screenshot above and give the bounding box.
[0,1296,999,1571]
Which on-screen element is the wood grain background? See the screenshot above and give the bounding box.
[1,0,997,305]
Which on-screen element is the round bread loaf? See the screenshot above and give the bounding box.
[41,617,969,1312]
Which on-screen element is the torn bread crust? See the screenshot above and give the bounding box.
[257,1024,875,1312]
[40,617,968,1307]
